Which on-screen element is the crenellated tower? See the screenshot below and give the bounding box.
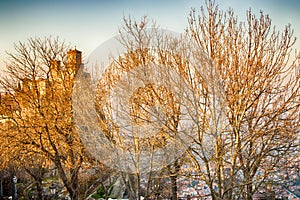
[67,49,82,69]
[67,49,84,79]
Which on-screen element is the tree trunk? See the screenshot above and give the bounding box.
[24,167,46,200]
[169,160,180,200]
[55,158,79,200]
[246,184,253,200]
[0,177,3,200]
[170,174,177,200]
[70,167,79,200]
[127,173,139,200]
[36,177,44,200]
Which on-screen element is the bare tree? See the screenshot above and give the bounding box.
[0,36,88,200]
[73,16,201,199]
[185,1,300,199]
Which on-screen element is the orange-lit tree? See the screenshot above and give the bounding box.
[0,37,89,200]
[185,1,300,199]
[73,17,197,199]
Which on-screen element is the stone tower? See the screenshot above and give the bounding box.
[67,49,82,67]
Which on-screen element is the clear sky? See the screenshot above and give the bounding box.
[0,0,299,71]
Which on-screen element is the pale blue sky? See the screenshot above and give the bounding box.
[0,0,299,71]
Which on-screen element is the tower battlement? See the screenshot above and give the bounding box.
[67,49,82,66]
